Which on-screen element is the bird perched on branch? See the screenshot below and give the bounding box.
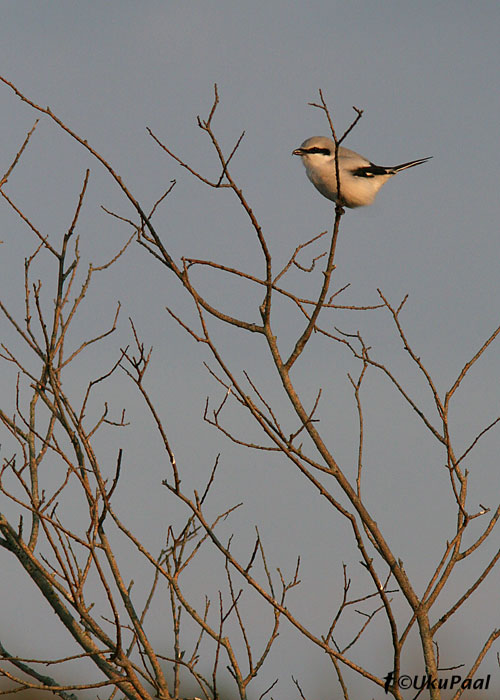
[293,136,431,208]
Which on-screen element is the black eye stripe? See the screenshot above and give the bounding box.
[305,147,331,155]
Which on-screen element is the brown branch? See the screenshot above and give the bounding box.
[450,628,500,700]
[0,120,39,188]
[285,209,343,371]
[445,322,500,408]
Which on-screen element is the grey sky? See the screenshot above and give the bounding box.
[1,2,500,698]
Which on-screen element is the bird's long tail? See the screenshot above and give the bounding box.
[390,156,432,173]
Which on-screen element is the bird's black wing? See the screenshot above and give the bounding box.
[351,163,393,178]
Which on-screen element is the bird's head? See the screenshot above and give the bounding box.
[292,136,336,166]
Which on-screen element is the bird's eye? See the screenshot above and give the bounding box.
[307,147,331,155]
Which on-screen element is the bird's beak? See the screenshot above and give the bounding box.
[292,148,304,156]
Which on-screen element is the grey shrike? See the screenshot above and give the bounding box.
[293,136,431,208]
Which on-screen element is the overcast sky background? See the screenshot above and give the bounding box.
[1,2,500,699]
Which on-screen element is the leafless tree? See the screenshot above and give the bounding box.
[1,76,499,700]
